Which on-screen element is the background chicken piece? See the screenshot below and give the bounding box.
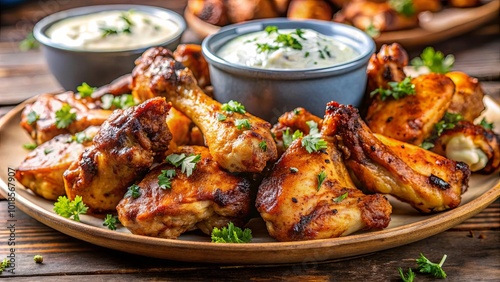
[225,0,279,23]
[366,43,408,94]
[366,73,455,145]
[256,134,391,242]
[64,97,172,212]
[287,0,334,20]
[131,47,278,173]
[431,121,500,174]
[20,92,111,144]
[15,126,98,200]
[173,44,211,91]
[117,146,252,239]
[445,71,485,122]
[187,0,229,26]
[326,102,470,213]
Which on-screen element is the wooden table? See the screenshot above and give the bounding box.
[0,1,499,280]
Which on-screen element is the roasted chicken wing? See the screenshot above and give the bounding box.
[63,97,172,212]
[445,71,485,122]
[326,102,470,213]
[173,44,211,91]
[131,47,278,173]
[366,43,408,94]
[256,130,391,242]
[117,146,252,239]
[15,126,99,200]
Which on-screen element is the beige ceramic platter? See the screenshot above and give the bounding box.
[0,96,499,264]
[184,0,500,48]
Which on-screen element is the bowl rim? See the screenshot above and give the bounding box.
[201,18,375,79]
[33,4,186,53]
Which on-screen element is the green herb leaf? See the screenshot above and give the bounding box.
[211,222,252,243]
[158,169,176,189]
[69,131,92,144]
[276,33,302,50]
[435,112,463,136]
[259,141,267,151]
[301,134,327,153]
[265,25,278,34]
[23,143,37,150]
[77,82,96,98]
[55,103,77,129]
[44,147,53,155]
[101,94,136,110]
[125,184,141,199]
[317,170,326,190]
[411,47,455,74]
[416,253,447,279]
[19,32,39,51]
[333,192,349,203]
[389,0,416,17]
[217,113,227,121]
[53,195,88,222]
[370,77,415,101]
[1,258,11,272]
[235,119,251,130]
[100,27,119,37]
[166,153,201,177]
[221,100,246,114]
[282,128,303,149]
[398,267,415,282]
[479,117,494,130]
[365,22,380,38]
[27,110,40,125]
[306,120,320,134]
[103,214,119,230]
[420,141,435,150]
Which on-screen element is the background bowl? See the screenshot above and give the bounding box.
[202,18,375,122]
[33,4,186,91]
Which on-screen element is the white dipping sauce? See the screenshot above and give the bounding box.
[46,10,179,51]
[217,27,358,70]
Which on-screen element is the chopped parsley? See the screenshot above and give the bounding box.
[53,195,88,222]
[19,32,39,51]
[301,133,327,153]
[389,0,416,17]
[211,222,252,243]
[411,47,455,74]
[101,94,136,110]
[398,267,415,282]
[55,103,77,129]
[256,26,304,53]
[317,170,326,190]
[221,100,246,114]
[43,147,53,155]
[370,77,415,101]
[217,113,227,121]
[282,128,303,149]
[125,184,141,199]
[77,82,96,98]
[479,117,494,130]
[27,110,40,125]
[158,169,176,189]
[333,192,349,203]
[421,112,463,150]
[365,22,380,38]
[416,253,447,279]
[103,214,119,230]
[100,10,135,38]
[68,131,92,144]
[259,141,267,151]
[23,143,37,150]
[165,153,201,177]
[235,119,251,130]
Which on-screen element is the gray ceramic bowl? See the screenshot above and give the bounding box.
[33,5,186,91]
[202,19,375,122]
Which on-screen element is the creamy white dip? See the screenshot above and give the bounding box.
[217,26,358,70]
[46,10,180,51]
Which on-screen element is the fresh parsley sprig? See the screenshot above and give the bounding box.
[165,153,201,177]
[27,110,40,125]
[479,117,494,130]
[101,94,136,110]
[221,100,246,114]
[333,192,349,203]
[125,184,141,199]
[416,253,447,279]
[282,128,303,149]
[421,112,463,150]
[302,134,327,153]
[103,214,120,230]
[317,170,326,190]
[211,222,252,243]
[77,82,96,98]
[398,267,415,282]
[55,103,77,129]
[411,47,455,74]
[370,77,415,101]
[53,195,88,222]
[158,169,176,189]
[235,119,251,130]
[389,0,416,17]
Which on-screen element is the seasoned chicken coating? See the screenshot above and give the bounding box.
[173,44,211,90]
[21,92,111,144]
[256,133,391,242]
[432,121,500,174]
[287,0,334,20]
[448,0,480,8]
[326,102,470,213]
[64,98,172,212]
[15,127,99,200]
[366,43,408,94]
[187,0,229,26]
[225,0,279,23]
[366,73,455,145]
[445,71,485,122]
[117,146,252,239]
[131,47,278,173]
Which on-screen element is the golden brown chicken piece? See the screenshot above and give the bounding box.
[366,43,408,94]
[63,98,172,212]
[15,127,99,200]
[333,1,418,32]
[117,146,252,239]
[287,0,334,20]
[256,131,391,242]
[225,0,279,23]
[413,0,442,12]
[173,44,211,91]
[448,0,480,8]
[366,73,456,145]
[131,47,278,173]
[431,121,500,174]
[21,92,111,144]
[445,71,485,122]
[187,0,229,26]
[272,0,292,14]
[326,102,470,213]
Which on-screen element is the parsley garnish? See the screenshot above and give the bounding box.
[416,253,447,279]
[221,100,246,114]
[211,222,252,243]
[265,25,278,34]
[100,27,119,37]
[333,192,349,203]
[365,22,380,38]
[68,131,92,144]
[23,143,37,150]
[306,120,320,134]
[19,32,39,51]
[370,77,415,101]
[165,153,201,177]
[44,147,53,155]
[479,117,494,130]
[235,119,251,130]
[101,94,136,110]
[103,214,119,230]
[421,112,463,150]
[27,110,40,125]
[77,82,96,98]
[301,134,327,153]
[411,47,455,74]
[0,258,11,273]
[100,11,135,38]
[398,267,415,282]
[259,141,267,151]
[276,33,302,50]
[257,43,279,53]
[217,113,227,121]
[282,128,303,149]
[389,0,416,17]
[125,184,141,199]
[53,195,88,222]
[55,103,77,129]
[256,26,304,53]
[317,170,326,190]
[158,169,176,189]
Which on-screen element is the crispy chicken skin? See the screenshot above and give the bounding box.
[432,121,500,174]
[326,102,470,213]
[15,126,99,200]
[64,98,172,212]
[187,0,229,26]
[287,0,334,20]
[173,44,211,90]
[445,71,485,122]
[256,135,391,242]
[21,92,111,144]
[117,146,252,239]
[131,47,278,173]
[366,73,455,145]
[448,0,480,8]
[366,43,408,94]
